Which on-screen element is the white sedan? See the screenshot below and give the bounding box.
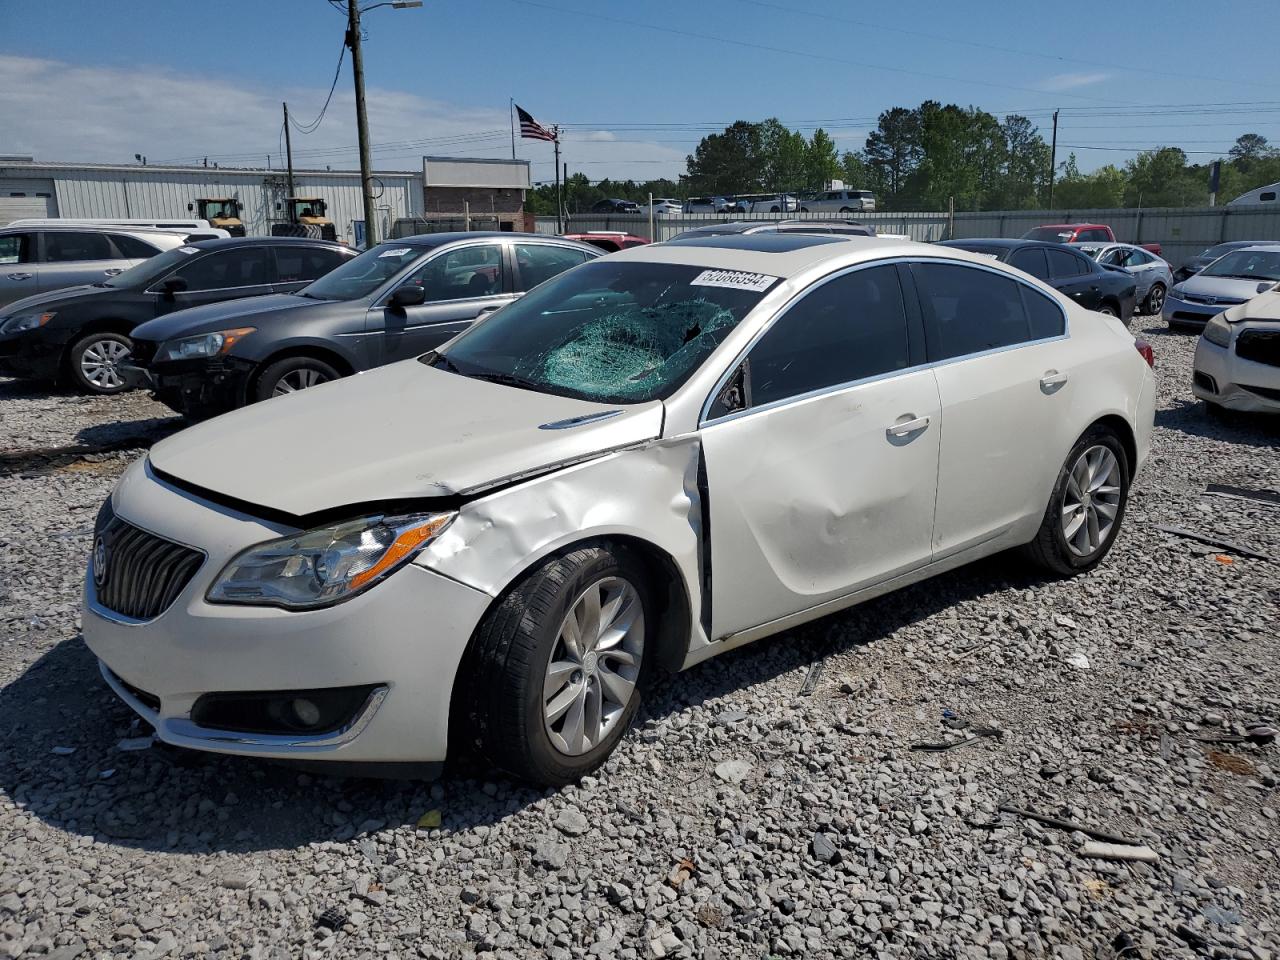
[82,235,1156,785]
[1194,288,1280,414]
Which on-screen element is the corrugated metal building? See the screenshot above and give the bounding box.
[0,157,531,244]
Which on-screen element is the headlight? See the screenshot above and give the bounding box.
[207,512,455,609]
[1202,314,1232,348]
[0,311,55,334]
[1170,284,1185,299]
[154,327,255,362]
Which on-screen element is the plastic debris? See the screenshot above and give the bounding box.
[1203,483,1280,507]
[1155,524,1274,562]
[1079,840,1159,863]
[316,907,347,931]
[416,809,442,829]
[1194,724,1277,746]
[998,804,1138,845]
[117,736,155,752]
[797,659,825,697]
[910,726,1004,753]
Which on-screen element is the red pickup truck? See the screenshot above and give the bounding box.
[1022,223,1162,256]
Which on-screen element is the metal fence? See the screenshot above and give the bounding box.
[534,206,1280,265]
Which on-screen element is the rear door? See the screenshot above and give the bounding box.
[909,260,1074,557]
[36,231,124,294]
[1046,246,1100,309]
[154,246,275,315]
[0,232,38,307]
[512,241,593,293]
[1007,246,1049,283]
[271,244,352,293]
[700,263,939,640]
[372,240,514,363]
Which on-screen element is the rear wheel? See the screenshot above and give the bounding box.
[839,206,854,214]
[1021,426,1130,576]
[68,332,132,394]
[1096,302,1119,318]
[457,544,654,785]
[1143,282,1166,315]
[254,355,340,401]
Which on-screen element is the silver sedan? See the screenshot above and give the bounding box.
[1075,242,1174,315]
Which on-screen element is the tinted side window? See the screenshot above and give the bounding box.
[514,243,589,290]
[41,231,114,263]
[1021,286,1066,340]
[1079,229,1109,242]
[913,262,1031,360]
[1046,248,1088,279]
[410,243,504,302]
[0,234,32,264]
[274,246,348,283]
[111,234,162,259]
[171,247,271,291]
[747,265,911,407]
[1008,247,1049,280]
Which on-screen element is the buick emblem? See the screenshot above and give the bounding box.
[93,537,109,587]
[1204,296,1218,305]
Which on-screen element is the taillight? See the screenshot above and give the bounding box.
[1134,339,1155,368]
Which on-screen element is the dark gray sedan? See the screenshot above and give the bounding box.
[128,232,601,418]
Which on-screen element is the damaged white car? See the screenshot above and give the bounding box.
[83,233,1157,785]
[1193,288,1280,415]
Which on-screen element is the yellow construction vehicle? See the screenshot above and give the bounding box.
[271,197,337,241]
[189,198,246,236]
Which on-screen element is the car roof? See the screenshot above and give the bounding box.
[1036,222,1105,229]
[186,236,350,251]
[385,231,601,250]
[0,223,196,237]
[612,234,961,278]
[941,238,1075,251]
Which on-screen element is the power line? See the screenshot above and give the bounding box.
[289,39,348,135]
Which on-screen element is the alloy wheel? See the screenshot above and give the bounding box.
[272,367,333,395]
[1148,285,1165,314]
[542,576,645,756]
[1097,304,1117,317]
[80,338,130,390]
[1061,445,1122,557]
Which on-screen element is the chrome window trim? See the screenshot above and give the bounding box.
[145,246,275,295]
[697,255,1071,428]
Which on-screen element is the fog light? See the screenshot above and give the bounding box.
[292,697,322,727]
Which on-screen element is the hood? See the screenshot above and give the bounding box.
[147,358,664,517]
[1180,274,1273,300]
[1222,289,1280,323]
[0,284,108,317]
[131,293,316,343]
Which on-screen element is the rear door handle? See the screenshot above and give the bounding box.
[6,272,33,281]
[1040,370,1069,392]
[887,414,931,438]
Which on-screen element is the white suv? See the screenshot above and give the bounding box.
[802,189,877,213]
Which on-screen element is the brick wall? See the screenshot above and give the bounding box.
[423,186,524,216]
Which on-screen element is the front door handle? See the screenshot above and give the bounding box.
[104,268,124,277]
[886,414,931,438]
[1040,370,1069,393]
[6,272,33,281]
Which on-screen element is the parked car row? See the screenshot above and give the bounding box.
[80,229,1157,783]
[590,191,880,217]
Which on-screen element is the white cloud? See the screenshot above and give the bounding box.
[1040,71,1110,92]
[0,55,687,181]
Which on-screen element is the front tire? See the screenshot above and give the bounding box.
[1143,282,1166,315]
[68,332,132,394]
[459,544,654,785]
[253,355,340,402]
[1021,426,1130,576]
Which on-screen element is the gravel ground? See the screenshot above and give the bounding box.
[1,319,1278,960]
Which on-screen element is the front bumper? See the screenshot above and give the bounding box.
[1193,330,1280,414]
[146,355,255,418]
[1162,294,1237,328]
[82,459,493,763]
[0,329,64,381]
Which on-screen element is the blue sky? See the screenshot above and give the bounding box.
[4,0,1280,183]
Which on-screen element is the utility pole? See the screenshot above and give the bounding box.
[1048,108,1059,209]
[553,131,563,234]
[282,102,296,215]
[347,0,378,246]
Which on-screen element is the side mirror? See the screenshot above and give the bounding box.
[389,285,426,308]
[1258,281,1274,294]
[162,276,189,298]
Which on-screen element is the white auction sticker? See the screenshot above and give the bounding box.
[177,246,200,255]
[378,247,412,258]
[690,268,778,292]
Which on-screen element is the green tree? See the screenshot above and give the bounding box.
[996,114,1050,208]
[1229,133,1271,169]
[803,128,841,191]
[1053,155,1125,208]
[840,150,884,195]
[863,106,922,197]
[685,121,764,195]
[913,102,1005,210]
[1123,148,1201,207]
[757,118,807,194]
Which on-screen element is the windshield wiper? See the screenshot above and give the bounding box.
[466,371,544,391]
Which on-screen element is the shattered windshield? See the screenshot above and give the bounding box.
[430,260,776,403]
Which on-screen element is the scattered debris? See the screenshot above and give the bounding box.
[1194,724,1277,746]
[1155,524,1274,562]
[1207,750,1258,776]
[416,809,441,830]
[1203,482,1280,507]
[797,658,825,697]
[316,907,347,931]
[714,708,748,727]
[667,857,696,890]
[910,726,1004,753]
[117,735,154,752]
[1203,904,1242,926]
[810,832,840,864]
[1079,841,1159,864]
[1083,878,1111,900]
[50,746,75,756]
[1111,932,1141,958]
[1215,554,1234,565]
[998,804,1137,846]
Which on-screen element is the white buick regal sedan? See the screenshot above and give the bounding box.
[83,234,1157,785]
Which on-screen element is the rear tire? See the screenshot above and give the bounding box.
[253,355,341,402]
[1021,426,1130,577]
[1143,282,1166,315]
[68,332,132,395]
[456,544,654,786]
[1096,302,1119,318]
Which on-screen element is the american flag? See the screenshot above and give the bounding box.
[516,104,557,142]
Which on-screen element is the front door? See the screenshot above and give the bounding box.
[700,263,940,641]
[373,241,516,363]
[908,260,1075,557]
[154,246,275,316]
[36,231,121,294]
[0,232,37,307]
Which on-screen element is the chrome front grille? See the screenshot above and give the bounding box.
[93,511,204,620]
